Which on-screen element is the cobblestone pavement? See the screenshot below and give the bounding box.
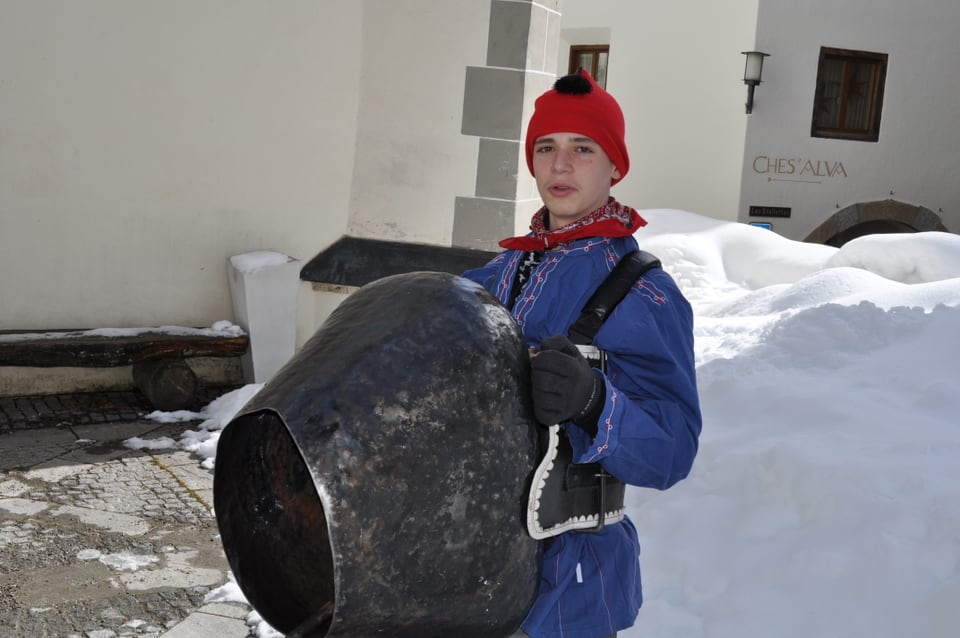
[0,391,253,638]
[0,388,232,432]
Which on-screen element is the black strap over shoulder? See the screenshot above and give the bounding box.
[527,248,663,539]
[568,250,661,345]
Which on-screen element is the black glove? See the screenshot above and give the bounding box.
[530,335,606,436]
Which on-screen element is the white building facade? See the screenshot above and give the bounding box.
[1,0,759,345]
[738,0,959,244]
[5,0,949,353]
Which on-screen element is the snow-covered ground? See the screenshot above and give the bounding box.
[136,210,960,638]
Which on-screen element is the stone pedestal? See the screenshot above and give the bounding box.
[227,251,301,383]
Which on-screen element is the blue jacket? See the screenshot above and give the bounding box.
[463,234,701,638]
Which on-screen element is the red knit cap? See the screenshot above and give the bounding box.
[525,69,629,185]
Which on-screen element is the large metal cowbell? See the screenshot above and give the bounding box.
[213,272,541,638]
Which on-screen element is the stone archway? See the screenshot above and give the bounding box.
[804,199,949,246]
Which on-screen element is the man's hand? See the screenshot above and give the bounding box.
[530,335,604,436]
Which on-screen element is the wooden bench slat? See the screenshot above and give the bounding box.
[0,333,249,368]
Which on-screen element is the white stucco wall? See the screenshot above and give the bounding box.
[559,0,760,221]
[347,0,488,244]
[1,0,771,340]
[0,1,362,331]
[739,0,960,240]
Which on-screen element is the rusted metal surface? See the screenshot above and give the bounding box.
[215,410,335,634]
[214,272,541,637]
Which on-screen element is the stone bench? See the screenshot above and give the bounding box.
[0,327,249,410]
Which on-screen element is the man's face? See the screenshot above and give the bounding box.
[531,132,620,228]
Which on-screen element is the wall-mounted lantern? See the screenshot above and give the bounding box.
[742,51,769,114]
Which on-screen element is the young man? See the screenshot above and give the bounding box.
[463,70,702,638]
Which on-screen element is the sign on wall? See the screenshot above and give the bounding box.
[752,155,848,183]
[749,205,791,218]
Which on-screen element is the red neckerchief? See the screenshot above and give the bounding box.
[498,198,647,251]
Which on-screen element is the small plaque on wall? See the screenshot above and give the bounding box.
[749,205,791,218]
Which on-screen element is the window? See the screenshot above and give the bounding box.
[811,47,888,142]
[569,45,609,88]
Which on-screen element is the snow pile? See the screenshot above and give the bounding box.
[143,210,960,638]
